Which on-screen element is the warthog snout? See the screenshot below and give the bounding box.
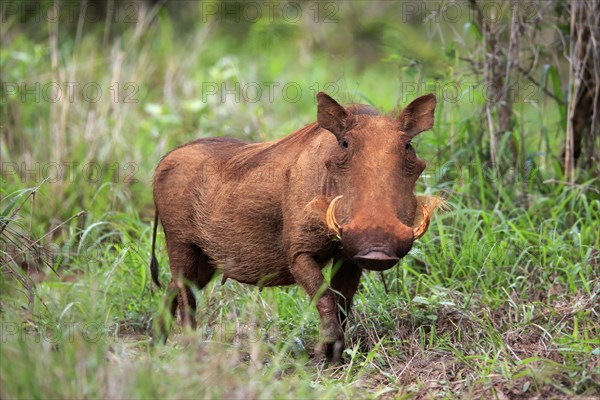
[341,220,414,271]
[353,250,400,271]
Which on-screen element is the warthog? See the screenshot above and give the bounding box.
[150,92,441,361]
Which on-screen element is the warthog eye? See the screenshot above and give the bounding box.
[405,142,413,151]
[340,139,349,149]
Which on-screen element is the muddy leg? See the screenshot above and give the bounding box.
[290,253,344,362]
[189,249,215,325]
[156,242,214,342]
[155,281,179,343]
[330,259,362,333]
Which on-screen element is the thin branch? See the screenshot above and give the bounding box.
[517,66,562,103]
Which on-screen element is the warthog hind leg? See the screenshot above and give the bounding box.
[156,242,215,341]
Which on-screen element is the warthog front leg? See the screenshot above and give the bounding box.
[330,259,362,333]
[318,260,362,361]
[316,293,346,362]
[290,253,345,362]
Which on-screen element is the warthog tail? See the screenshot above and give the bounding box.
[150,209,162,288]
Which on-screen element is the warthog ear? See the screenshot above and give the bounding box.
[317,92,353,139]
[398,93,437,137]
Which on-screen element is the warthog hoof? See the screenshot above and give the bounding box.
[317,339,345,363]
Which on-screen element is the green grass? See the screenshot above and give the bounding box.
[1,2,599,398]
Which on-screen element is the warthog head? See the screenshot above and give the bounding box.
[317,92,437,271]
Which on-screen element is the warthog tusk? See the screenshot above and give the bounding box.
[326,195,343,239]
[413,195,447,240]
[412,208,431,240]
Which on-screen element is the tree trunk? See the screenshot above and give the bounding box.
[562,0,600,179]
